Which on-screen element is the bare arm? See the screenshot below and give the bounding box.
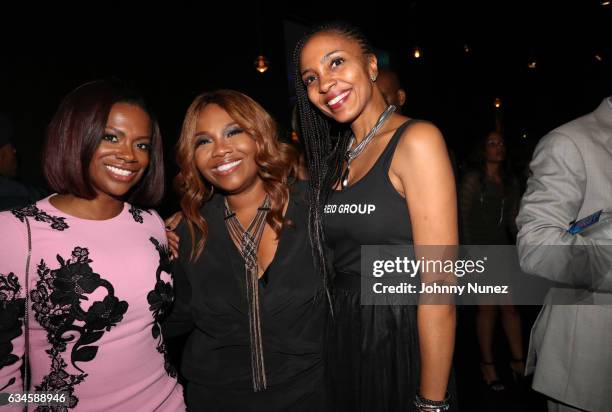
[393,122,457,401]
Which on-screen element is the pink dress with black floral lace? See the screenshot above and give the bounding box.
[0,196,185,411]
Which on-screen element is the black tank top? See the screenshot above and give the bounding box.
[324,120,417,277]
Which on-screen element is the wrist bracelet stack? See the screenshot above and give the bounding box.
[414,392,450,412]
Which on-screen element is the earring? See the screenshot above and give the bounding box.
[370,74,377,82]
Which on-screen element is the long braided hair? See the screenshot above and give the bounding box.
[292,22,377,303]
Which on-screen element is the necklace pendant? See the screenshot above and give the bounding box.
[341,165,350,189]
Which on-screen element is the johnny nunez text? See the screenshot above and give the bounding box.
[372,282,509,295]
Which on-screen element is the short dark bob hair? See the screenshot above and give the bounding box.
[43,79,164,207]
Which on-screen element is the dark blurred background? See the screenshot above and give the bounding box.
[1,1,610,216]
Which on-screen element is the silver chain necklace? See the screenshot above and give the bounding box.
[341,104,396,189]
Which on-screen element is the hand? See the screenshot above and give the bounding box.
[165,212,183,260]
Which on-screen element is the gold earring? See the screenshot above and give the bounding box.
[370,74,377,82]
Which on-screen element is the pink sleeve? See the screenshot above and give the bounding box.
[149,209,168,237]
[149,209,173,253]
[0,212,27,398]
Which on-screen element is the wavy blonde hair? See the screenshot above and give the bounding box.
[174,90,298,260]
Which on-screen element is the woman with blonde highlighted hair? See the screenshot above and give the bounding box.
[164,90,327,411]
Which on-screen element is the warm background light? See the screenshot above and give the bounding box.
[254,55,269,73]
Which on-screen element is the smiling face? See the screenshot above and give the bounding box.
[299,32,377,124]
[193,103,261,195]
[88,102,152,200]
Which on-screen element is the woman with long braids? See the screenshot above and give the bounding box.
[163,90,327,411]
[294,23,457,411]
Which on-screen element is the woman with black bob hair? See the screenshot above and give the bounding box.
[0,79,185,411]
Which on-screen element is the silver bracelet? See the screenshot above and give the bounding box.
[414,392,450,412]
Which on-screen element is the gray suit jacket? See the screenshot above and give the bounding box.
[516,98,612,412]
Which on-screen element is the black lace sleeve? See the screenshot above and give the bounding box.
[162,256,195,339]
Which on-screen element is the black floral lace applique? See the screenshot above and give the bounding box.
[30,247,129,410]
[129,205,152,224]
[0,273,25,391]
[11,205,69,231]
[147,237,176,378]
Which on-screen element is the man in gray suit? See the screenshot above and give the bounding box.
[516,97,612,411]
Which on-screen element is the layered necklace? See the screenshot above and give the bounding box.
[224,195,270,392]
[341,104,396,189]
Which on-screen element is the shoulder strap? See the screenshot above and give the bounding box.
[381,119,421,172]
